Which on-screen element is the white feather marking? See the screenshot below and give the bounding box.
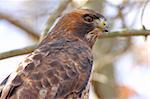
[39,88,47,98]
[1,72,17,99]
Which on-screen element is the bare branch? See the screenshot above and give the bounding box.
[0,12,40,41]
[100,29,150,38]
[41,0,72,40]
[0,29,149,60]
[0,44,37,60]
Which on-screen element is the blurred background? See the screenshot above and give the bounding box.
[0,0,150,99]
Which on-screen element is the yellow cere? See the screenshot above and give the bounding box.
[102,21,107,27]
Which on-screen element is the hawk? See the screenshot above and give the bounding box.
[0,9,108,99]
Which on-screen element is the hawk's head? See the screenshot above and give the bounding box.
[51,9,109,47]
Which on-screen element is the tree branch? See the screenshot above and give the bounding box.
[0,29,149,60]
[0,12,40,41]
[0,44,37,60]
[41,0,72,40]
[100,29,150,38]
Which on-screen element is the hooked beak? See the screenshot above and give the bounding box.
[102,26,109,32]
[94,19,109,33]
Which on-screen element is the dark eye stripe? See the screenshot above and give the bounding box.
[93,15,99,19]
[94,14,107,21]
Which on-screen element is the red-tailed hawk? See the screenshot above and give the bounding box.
[0,9,108,99]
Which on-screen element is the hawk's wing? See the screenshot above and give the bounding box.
[1,38,93,99]
[0,74,10,96]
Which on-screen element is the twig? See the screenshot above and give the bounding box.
[41,0,72,40]
[141,0,149,29]
[141,0,149,40]
[0,12,40,41]
[0,44,37,60]
[0,29,149,60]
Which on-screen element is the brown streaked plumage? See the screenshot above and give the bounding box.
[0,9,108,99]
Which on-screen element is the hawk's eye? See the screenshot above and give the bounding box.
[83,15,93,22]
